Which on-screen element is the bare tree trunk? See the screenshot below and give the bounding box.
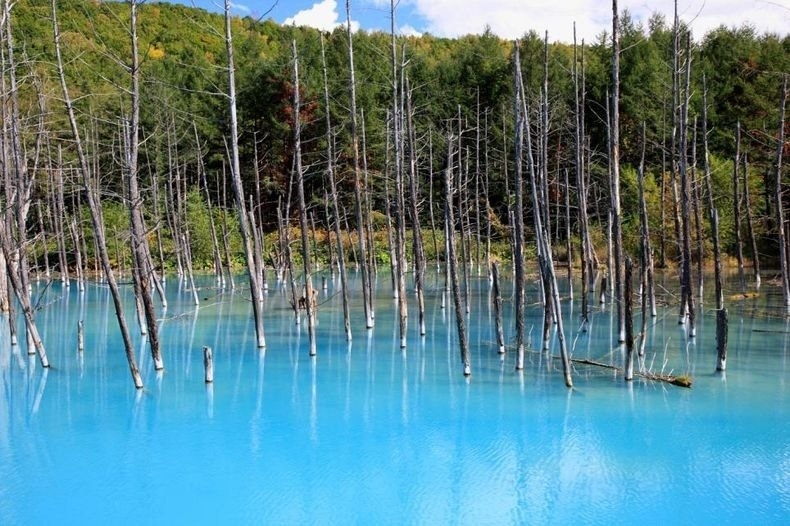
[512,42,527,370]
[444,133,471,376]
[519,51,573,388]
[774,75,790,307]
[280,175,301,324]
[0,224,49,367]
[659,103,668,268]
[219,168,235,290]
[678,31,695,337]
[346,0,374,329]
[742,152,761,288]
[36,200,50,280]
[406,79,426,336]
[391,7,408,348]
[483,111,492,278]
[0,249,7,314]
[691,119,705,301]
[252,133,266,293]
[574,28,593,329]
[1,2,49,367]
[68,217,84,291]
[384,110,398,297]
[491,261,505,354]
[428,131,440,270]
[196,126,224,287]
[52,150,69,286]
[361,109,377,282]
[623,257,634,380]
[126,0,163,369]
[182,231,200,306]
[475,90,482,276]
[164,124,184,279]
[292,40,317,357]
[457,127,471,314]
[702,76,728,371]
[224,0,265,348]
[610,0,625,343]
[670,2,683,269]
[51,0,140,386]
[320,34,351,341]
[733,122,746,294]
[149,162,167,287]
[637,122,656,357]
[540,31,552,245]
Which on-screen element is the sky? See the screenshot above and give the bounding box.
[176,0,790,43]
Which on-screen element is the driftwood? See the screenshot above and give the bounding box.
[565,357,692,388]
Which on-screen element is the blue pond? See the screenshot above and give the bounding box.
[0,269,788,525]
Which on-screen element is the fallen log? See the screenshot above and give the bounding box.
[563,356,692,388]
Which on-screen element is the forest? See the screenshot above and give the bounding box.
[0,0,788,383]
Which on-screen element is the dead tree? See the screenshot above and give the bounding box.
[292,40,317,357]
[512,42,527,370]
[252,133,265,292]
[224,0,265,348]
[51,149,68,285]
[519,49,573,388]
[346,0,374,329]
[691,119,704,300]
[444,133,471,377]
[126,0,163,368]
[574,27,594,329]
[384,110,398,297]
[677,31,695,337]
[1,1,48,367]
[51,0,140,385]
[702,76,728,371]
[733,122,746,294]
[637,123,656,357]
[406,79,427,336]
[774,75,790,308]
[196,126,224,287]
[610,0,625,343]
[623,257,635,380]
[391,6,408,347]
[741,153,761,287]
[491,262,506,354]
[320,34,351,341]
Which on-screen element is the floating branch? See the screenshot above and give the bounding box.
[555,356,693,388]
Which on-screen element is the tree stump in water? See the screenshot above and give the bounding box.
[716,308,728,371]
[78,320,84,352]
[204,346,214,383]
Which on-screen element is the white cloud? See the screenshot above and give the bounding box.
[284,0,360,32]
[230,2,251,14]
[407,0,789,43]
[399,24,422,37]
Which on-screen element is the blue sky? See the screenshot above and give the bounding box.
[173,0,789,43]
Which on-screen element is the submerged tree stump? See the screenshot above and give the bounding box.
[78,320,84,352]
[204,346,214,383]
[624,257,634,381]
[716,307,728,371]
[492,262,506,355]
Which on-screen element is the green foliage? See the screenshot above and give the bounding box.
[97,201,132,269]
[183,188,243,270]
[5,1,788,276]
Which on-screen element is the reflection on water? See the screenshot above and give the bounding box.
[0,270,788,524]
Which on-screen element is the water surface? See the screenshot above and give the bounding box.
[1,270,788,524]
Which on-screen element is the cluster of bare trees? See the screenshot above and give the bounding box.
[1,0,787,391]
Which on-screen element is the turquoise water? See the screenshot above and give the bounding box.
[0,269,788,525]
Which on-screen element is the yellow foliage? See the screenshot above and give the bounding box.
[147,44,165,60]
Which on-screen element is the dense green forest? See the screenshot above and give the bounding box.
[3,0,790,273]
